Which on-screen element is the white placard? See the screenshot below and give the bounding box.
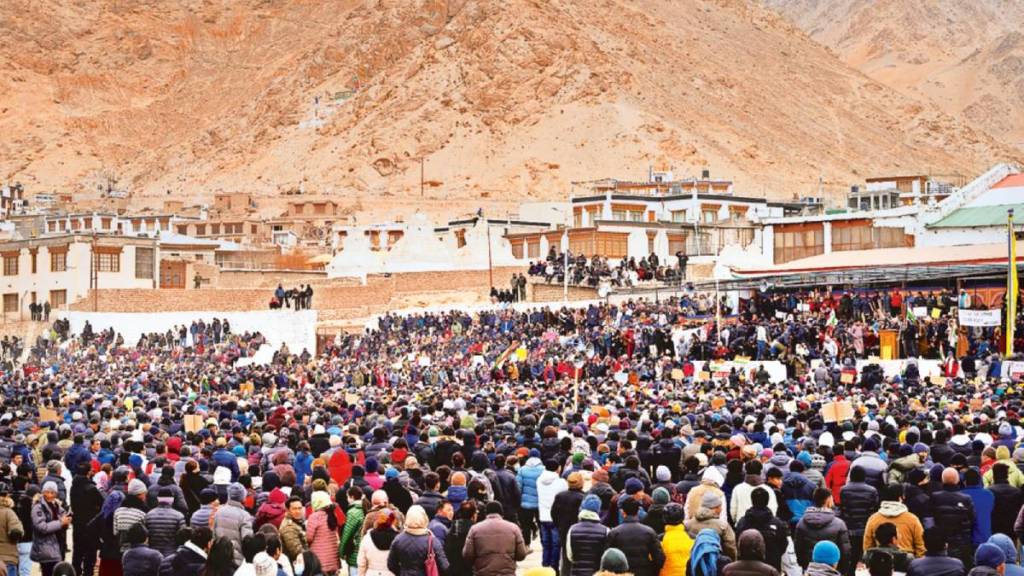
[958,309,1001,327]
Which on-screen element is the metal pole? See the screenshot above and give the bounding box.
[420,158,424,198]
[563,233,569,302]
[486,219,493,289]
[92,233,98,312]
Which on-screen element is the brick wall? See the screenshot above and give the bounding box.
[69,266,527,314]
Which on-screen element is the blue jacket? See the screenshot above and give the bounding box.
[516,458,544,510]
[63,443,92,474]
[293,451,313,487]
[962,485,994,545]
[211,449,240,481]
[782,472,816,524]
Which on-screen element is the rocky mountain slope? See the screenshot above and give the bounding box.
[767,0,1024,151]
[0,0,1018,215]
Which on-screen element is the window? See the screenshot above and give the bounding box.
[314,203,326,215]
[97,252,120,272]
[2,294,16,314]
[702,210,718,224]
[50,251,67,272]
[527,240,540,258]
[195,224,206,236]
[773,224,824,264]
[30,250,36,274]
[177,225,189,235]
[671,210,687,223]
[2,254,17,276]
[511,242,524,259]
[101,218,112,230]
[135,247,154,279]
[668,233,687,255]
[49,290,66,309]
[211,223,221,235]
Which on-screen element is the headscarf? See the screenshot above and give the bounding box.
[404,505,429,536]
[690,528,722,576]
[100,491,125,521]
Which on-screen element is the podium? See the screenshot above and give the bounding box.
[879,329,899,360]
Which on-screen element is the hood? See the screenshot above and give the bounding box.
[949,434,971,446]
[878,501,908,517]
[695,507,718,521]
[525,457,542,468]
[801,507,837,529]
[783,473,813,492]
[538,470,561,487]
[738,529,766,562]
[804,562,841,576]
[769,454,791,466]
[447,485,467,501]
[744,474,764,486]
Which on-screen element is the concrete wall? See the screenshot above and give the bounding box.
[62,309,317,354]
[532,283,598,302]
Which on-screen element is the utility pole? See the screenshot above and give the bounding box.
[92,233,98,312]
[420,158,425,198]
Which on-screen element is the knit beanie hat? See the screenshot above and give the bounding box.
[655,465,671,482]
[812,541,841,566]
[600,548,629,573]
[580,494,601,514]
[652,487,670,505]
[567,472,583,490]
[127,479,147,496]
[975,543,1006,569]
[227,482,246,502]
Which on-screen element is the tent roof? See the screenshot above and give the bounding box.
[734,243,1016,276]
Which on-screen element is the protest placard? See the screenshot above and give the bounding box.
[820,401,854,423]
[184,414,204,433]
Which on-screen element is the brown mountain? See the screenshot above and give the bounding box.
[0,0,1018,215]
[766,0,1024,151]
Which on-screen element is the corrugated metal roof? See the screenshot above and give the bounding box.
[927,203,1024,228]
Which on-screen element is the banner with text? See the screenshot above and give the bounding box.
[958,309,1001,327]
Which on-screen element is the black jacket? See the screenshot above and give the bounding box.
[493,468,521,520]
[930,486,975,547]
[838,481,879,532]
[415,490,444,519]
[794,508,852,572]
[930,443,957,468]
[566,518,609,576]
[988,481,1022,538]
[607,517,665,576]
[551,489,586,545]
[69,474,104,529]
[160,544,207,576]
[735,506,789,571]
[904,484,933,527]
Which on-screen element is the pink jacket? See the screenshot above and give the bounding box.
[305,510,340,572]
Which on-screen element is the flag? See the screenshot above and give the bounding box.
[1008,209,1018,356]
[826,309,837,328]
[906,307,916,323]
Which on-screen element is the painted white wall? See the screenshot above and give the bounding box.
[61,309,317,354]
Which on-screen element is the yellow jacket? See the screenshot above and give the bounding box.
[660,524,694,576]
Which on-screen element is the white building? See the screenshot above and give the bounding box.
[0,234,158,320]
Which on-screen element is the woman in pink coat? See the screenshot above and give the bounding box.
[306,491,341,574]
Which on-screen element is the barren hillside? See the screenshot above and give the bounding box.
[767,0,1024,151]
[0,0,1019,217]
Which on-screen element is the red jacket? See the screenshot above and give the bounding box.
[825,454,850,503]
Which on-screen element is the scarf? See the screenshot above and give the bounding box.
[690,529,722,576]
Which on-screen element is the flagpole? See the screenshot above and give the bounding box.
[1008,208,1017,357]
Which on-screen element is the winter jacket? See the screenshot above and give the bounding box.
[63,443,93,477]
[983,459,1024,488]
[607,517,666,576]
[722,528,780,576]
[145,503,186,556]
[566,514,609,576]
[30,499,65,564]
[387,531,450,576]
[445,518,473,576]
[211,449,240,481]
[906,553,966,576]
[123,543,163,576]
[536,470,567,523]
[734,506,788,571]
[781,472,815,524]
[848,452,888,491]
[824,455,850,504]
[794,507,851,571]
[862,501,925,557]
[414,491,444,520]
[685,506,738,560]
[0,497,23,565]
[962,485,995,545]
[278,517,307,562]
[306,508,340,573]
[356,531,394,576]
[70,474,104,531]
[212,501,253,565]
[837,481,879,533]
[462,513,528,576]
[803,562,842,576]
[551,488,586,546]
[931,485,976,547]
[660,524,694,576]
[516,458,544,510]
[493,468,521,520]
[989,480,1022,538]
[339,502,365,567]
[161,543,207,576]
[730,478,777,522]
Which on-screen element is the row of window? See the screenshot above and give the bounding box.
[1,248,154,279]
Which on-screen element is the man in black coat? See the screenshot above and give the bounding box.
[493,455,521,524]
[988,462,1021,539]
[930,467,975,569]
[838,465,879,575]
[607,497,665,576]
[69,462,104,576]
[162,526,212,576]
[735,486,790,571]
[906,528,966,576]
[551,471,587,566]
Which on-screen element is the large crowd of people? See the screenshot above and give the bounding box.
[0,284,1022,576]
[528,251,685,289]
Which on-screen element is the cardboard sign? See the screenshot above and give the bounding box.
[515,347,527,361]
[909,398,927,412]
[699,371,711,381]
[970,398,985,411]
[840,371,855,384]
[184,414,204,433]
[711,397,726,410]
[820,401,855,423]
[782,401,798,414]
[38,407,58,423]
[932,376,946,386]
[344,393,360,406]
[239,382,254,396]
[671,368,684,381]
[931,308,941,319]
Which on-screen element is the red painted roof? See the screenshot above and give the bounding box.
[992,173,1024,189]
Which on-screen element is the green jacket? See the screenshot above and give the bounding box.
[339,502,365,566]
